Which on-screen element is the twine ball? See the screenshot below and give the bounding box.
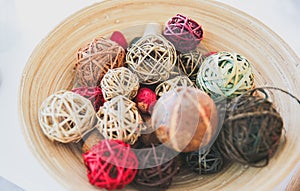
[38,90,96,143]
[177,49,205,83]
[134,145,179,190]
[75,37,125,87]
[71,86,105,112]
[155,76,195,97]
[126,34,177,84]
[196,51,254,101]
[101,67,139,101]
[186,145,224,174]
[96,95,144,145]
[215,90,284,167]
[152,87,219,152]
[82,140,138,190]
[135,87,157,114]
[163,14,204,53]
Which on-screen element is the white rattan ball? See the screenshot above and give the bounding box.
[38,90,96,143]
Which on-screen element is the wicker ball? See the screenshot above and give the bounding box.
[152,87,219,152]
[83,140,138,190]
[163,14,204,53]
[215,89,284,167]
[96,95,144,145]
[177,49,205,83]
[38,90,96,143]
[155,76,195,97]
[75,37,125,87]
[196,51,254,101]
[81,129,103,153]
[186,145,224,174]
[101,67,139,101]
[134,145,179,190]
[126,34,177,84]
[71,86,105,112]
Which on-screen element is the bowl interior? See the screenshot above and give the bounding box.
[19,0,300,190]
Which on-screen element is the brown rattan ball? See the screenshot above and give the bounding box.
[155,76,195,97]
[134,145,180,190]
[38,90,96,143]
[81,129,104,153]
[185,145,224,174]
[215,89,284,167]
[96,95,144,145]
[75,37,125,87]
[100,67,139,101]
[177,49,205,83]
[126,34,177,84]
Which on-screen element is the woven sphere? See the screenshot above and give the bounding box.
[101,67,139,101]
[163,14,204,53]
[155,76,195,97]
[177,49,205,83]
[152,87,219,152]
[215,90,284,167]
[134,145,179,190]
[71,86,105,112]
[75,37,125,87]
[96,95,144,145]
[81,129,103,153]
[83,140,138,190]
[135,87,157,114]
[196,51,254,101]
[186,145,224,174]
[126,34,177,84]
[38,90,96,143]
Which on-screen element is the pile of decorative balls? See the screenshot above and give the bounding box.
[38,14,286,190]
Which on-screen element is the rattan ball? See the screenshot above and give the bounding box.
[82,140,138,190]
[196,51,254,101]
[134,145,179,190]
[126,34,177,84]
[186,145,224,174]
[155,76,195,97]
[96,95,144,145]
[71,86,105,112]
[177,49,205,83]
[81,129,103,153]
[215,89,284,167]
[100,67,139,101]
[163,14,204,53]
[152,87,219,152]
[38,90,96,143]
[75,37,125,87]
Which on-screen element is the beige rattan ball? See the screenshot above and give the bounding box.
[38,90,96,143]
[74,37,125,87]
[155,76,195,97]
[100,67,139,101]
[126,34,177,84]
[96,95,144,144]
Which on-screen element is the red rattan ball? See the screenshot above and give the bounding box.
[82,140,138,190]
[135,87,157,114]
[72,86,105,112]
[163,14,204,53]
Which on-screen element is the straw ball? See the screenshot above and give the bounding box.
[96,95,144,145]
[215,89,284,167]
[83,140,138,190]
[71,86,105,112]
[38,90,96,143]
[163,14,204,53]
[126,34,177,84]
[152,87,219,152]
[75,37,125,87]
[196,51,254,101]
[155,76,195,97]
[101,67,139,101]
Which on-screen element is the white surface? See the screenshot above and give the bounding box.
[0,0,299,190]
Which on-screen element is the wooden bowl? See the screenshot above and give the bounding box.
[18,0,300,190]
